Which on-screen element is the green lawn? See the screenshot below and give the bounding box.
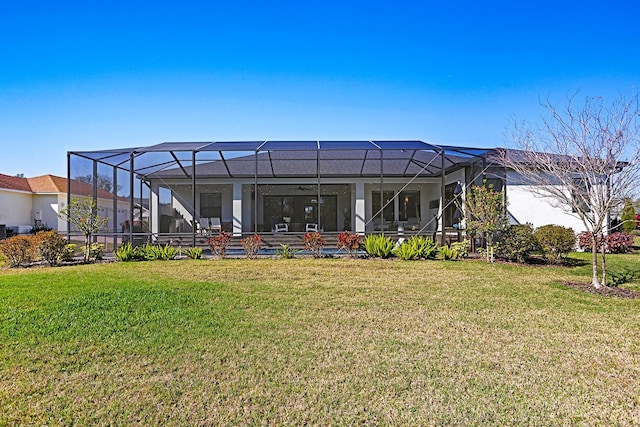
[1,256,639,425]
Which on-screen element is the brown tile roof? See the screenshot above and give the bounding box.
[0,174,31,192]
[0,173,117,199]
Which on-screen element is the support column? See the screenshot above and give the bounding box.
[150,182,160,235]
[355,181,366,235]
[233,182,243,236]
[440,149,446,245]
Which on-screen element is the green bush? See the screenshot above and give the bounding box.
[393,239,422,260]
[60,244,77,262]
[450,239,471,259]
[115,242,135,262]
[439,245,460,261]
[534,224,575,263]
[276,244,298,259]
[81,242,104,262]
[495,224,540,263]
[158,244,179,260]
[0,235,33,267]
[184,247,203,259]
[32,230,68,265]
[412,235,438,259]
[393,236,437,260]
[362,234,395,258]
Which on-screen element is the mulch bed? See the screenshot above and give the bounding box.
[563,281,639,299]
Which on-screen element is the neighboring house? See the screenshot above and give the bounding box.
[0,173,129,235]
[66,141,598,246]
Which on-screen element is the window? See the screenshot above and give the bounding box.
[571,178,591,213]
[372,191,395,221]
[399,191,420,221]
[200,193,222,218]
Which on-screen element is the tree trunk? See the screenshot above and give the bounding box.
[600,237,607,287]
[591,235,601,288]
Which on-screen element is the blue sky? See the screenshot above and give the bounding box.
[1,1,639,177]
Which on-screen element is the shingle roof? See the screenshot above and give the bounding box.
[0,173,116,199]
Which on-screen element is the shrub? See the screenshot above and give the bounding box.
[606,231,634,254]
[534,225,575,263]
[577,231,634,254]
[495,224,540,263]
[241,234,262,259]
[136,243,162,261]
[620,198,637,233]
[115,242,135,261]
[393,236,438,260]
[0,235,34,267]
[362,234,395,258]
[303,232,325,258]
[393,239,422,260]
[413,235,439,259]
[337,231,361,257]
[439,245,460,261]
[60,244,77,262]
[82,242,104,261]
[276,244,298,259]
[207,232,232,258]
[608,268,639,287]
[158,244,179,260]
[577,231,601,251]
[32,230,68,265]
[450,239,471,259]
[184,247,203,259]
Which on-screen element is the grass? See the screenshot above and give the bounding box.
[1,256,639,425]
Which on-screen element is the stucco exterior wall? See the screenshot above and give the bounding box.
[506,184,585,232]
[0,190,33,228]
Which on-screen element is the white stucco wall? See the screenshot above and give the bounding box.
[0,190,33,228]
[506,185,586,232]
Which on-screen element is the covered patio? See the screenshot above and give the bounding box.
[67,141,497,248]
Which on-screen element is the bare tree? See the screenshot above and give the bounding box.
[498,94,640,288]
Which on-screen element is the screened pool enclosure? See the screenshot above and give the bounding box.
[67,141,497,247]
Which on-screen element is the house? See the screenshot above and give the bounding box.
[66,140,596,247]
[0,173,129,236]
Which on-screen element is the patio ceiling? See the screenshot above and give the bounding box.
[69,140,496,179]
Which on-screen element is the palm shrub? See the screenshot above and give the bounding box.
[158,244,179,260]
[184,246,203,259]
[393,236,437,260]
[412,235,438,259]
[439,245,460,261]
[393,239,422,260]
[276,244,298,259]
[362,234,394,258]
[534,224,575,263]
[115,242,135,261]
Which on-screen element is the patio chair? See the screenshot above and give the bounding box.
[273,223,289,233]
[305,223,318,232]
[209,217,222,232]
[198,218,210,234]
